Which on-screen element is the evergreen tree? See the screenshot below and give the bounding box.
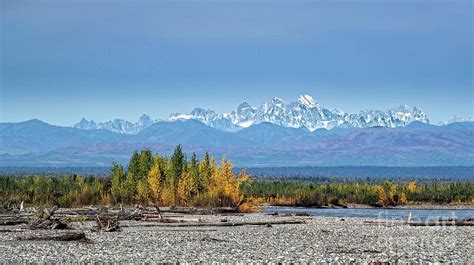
[188,153,199,197]
[198,152,212,193]
[159,155,169,184]
[170,145,185,184]
[110,162,126,203]
[123,173,136,204]
[138,149,154,179]
[124,150,142,203]
[169,145,186,201]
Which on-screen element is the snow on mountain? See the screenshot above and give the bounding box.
[297,94,317,108]
[169,94,429,132]
[74,114,155,134]
[73,94,429,134]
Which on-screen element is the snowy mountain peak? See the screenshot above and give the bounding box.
[271,97,286,107]
[74,115,157,134]
[297,94,317,108]
[75,118,97,130]
[389,105,428,124]
[167,94,429,132]
[138,114,153,126]
[237,102,253,112]
[139,114,151,120]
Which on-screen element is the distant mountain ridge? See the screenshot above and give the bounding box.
[73,94,430,134]
[438,116,474,126]
[0,119,130,155]
[1,119,473,167]
[5,95,472,167]
[74,114,156,134]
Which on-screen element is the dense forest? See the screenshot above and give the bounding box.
[1,146,473,211]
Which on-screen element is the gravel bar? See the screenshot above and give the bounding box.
[1,214,472,263]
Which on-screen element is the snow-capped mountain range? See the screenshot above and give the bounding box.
[169,95,429,132]
[74,94,430,134]
[75,114,155,134]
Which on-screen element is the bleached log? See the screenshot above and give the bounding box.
[125,219,305,228]
[143,217,202,223]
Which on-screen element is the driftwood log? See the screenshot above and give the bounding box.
[29,206,69,230]
[149,206,239,215]
[92,215,121,232]
[363,220,406,226]
[17,231,87,242]
[124,219,305,228]
[37,206,242,222]
[0,217,30,226]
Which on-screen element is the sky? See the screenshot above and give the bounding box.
[1,0,472,125]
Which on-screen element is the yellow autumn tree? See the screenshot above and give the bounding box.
[387,182,397,205]
[376,186,388,206]
[398,192,407,205]
[407,181,417,193]
[147,159,163,204]
[134,179,149,204]
[207,158,249,207]
[177,171,195,206]
[161,183,175,206]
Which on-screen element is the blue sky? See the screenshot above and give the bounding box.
[1,0,472,125]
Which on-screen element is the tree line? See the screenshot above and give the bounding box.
[0,145,251,210]
[245,180,474,207]
[1,146,473,210]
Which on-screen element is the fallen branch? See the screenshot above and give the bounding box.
[17,231,88,242]
[30,219,68,230]
[154,205,163,220]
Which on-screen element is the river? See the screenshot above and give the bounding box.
[263,206,474,221]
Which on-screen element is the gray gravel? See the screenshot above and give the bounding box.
[1,214,472,263]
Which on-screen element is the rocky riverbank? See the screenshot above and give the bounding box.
[1,213,472,263]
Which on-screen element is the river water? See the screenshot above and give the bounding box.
[263,207,474,222]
